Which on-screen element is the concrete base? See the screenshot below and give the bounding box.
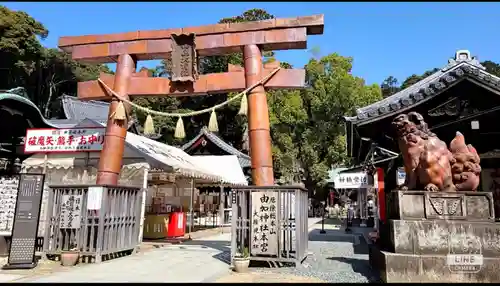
[374,190,500,282]
[389,219,500,257]
[370,245,500,283]
[0,237,9,257]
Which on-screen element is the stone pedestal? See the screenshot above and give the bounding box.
[371,190,500,283]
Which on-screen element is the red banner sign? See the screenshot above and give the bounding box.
[24,128,106,153]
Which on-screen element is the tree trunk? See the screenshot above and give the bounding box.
[44,79,68,118]
[44,84,54,118]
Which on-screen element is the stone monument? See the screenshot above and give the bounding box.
[370,112,500,283]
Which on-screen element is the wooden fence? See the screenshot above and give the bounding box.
[230,186,309,267]
[43,185,142,263]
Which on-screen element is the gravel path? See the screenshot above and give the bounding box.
[6,217,377,283]
[215,271,327,283]
[245,221,380,283]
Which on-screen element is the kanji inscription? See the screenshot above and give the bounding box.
[59,195,83,229]
[170,33,198,82]
[251,191,278,255]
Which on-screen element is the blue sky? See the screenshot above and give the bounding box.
[2,2,500,85]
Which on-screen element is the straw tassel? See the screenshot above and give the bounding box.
[208,109,219,132]
[110,101,127,121]
[174,116,186,139]
[143,114,155,135]
[238,93,248,116]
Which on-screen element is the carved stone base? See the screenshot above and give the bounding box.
[390,190,495,221]
[374,190,500,282]
[370,246,500,283]
[390,220,500,257]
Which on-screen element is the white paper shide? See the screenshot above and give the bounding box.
[87,186,103,210]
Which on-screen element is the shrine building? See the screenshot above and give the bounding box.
[344,49,500,220]
[181,126,251,179]
[0,88,58,174]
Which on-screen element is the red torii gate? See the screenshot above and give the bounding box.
[58,14,324,186]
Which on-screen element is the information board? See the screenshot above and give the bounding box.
[3,173,45,270]
[59,195,83,229]
[250,191,279,256]
[0,177,19,234]
[334,171,373,189]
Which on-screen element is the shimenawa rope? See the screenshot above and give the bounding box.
[97,67,280,138]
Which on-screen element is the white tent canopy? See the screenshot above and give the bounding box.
[124,131,222,182]
[192,155,248,186]
[22,118,246,185]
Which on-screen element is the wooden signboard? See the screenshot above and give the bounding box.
[3,174,45,270]
[170,33,198,82]
[59,195,83,229]
[250,191,278,256]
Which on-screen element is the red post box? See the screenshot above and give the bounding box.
[167,212,186,238]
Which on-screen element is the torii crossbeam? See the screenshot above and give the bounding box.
[59,14,324,186]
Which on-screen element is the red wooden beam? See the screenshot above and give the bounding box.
[59,14,324,48]
[64,28,308,64]
[78,67,305,100]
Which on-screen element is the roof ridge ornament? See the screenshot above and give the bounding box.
[447,50,485,70]
[5,87,28,98]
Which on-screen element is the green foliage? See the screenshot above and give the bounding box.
[270,53,382,197]
[380,60,500,99]
[482,60,500,77]
[0,5,48,86]
[0,5,113,118]
[380,76,399,98]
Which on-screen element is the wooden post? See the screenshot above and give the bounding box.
[189,179,194,237]
[244,45,274,186]
[219,185,224,229]
[96,54,136,185]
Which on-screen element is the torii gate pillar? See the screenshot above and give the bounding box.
[244,45,274,185]
[96,54,136,185]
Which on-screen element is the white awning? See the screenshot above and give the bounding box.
[192,155,248,186]
[124,132,223,182]
[22,152,148,170]
[22,118,225,183]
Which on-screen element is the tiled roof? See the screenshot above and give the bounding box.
[0,89,58,128]
[47,119,107,128]
[61,95,110,121]
[181,127,251,168]
[345,50,500,125]
[59,95,139,133]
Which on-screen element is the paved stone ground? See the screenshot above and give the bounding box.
[2,217,374,283]
[287,221,380,283]
[7,218,323,282]
[215,218,380,283]
[215,272,327,283]
[17,243,230,283]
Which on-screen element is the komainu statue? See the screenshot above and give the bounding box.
[392,112,481,192]
[392,112,455,192]
[449,131,481,191]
